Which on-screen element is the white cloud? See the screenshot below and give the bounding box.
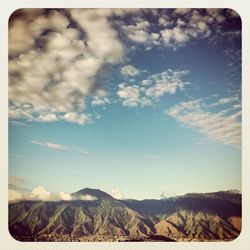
[9,189,23,201]
[121,65,140,77]
[30,186,52,201]
[151,32,160,41]
[59,192,72,201]
[141,79,152,86]
[30,140,88,155]
[167,98,241,148]
[9,108,34,120]
[63,112,90,125]
[91,97,110,106]
[122,18,152,44]
[143,69,190,97]
[30,140,45,147]
[110,189,124,200]
[70,9,124,64]
[158,9,234,49]
[233,104,241,109]
[46,142,68,151]
[117,69,189,107]
[37,114,59,122]
[117,85,140,107]
[161,27,190,47]
[8,185,100,202]
[79,195,97,201]
[218,97,238,105]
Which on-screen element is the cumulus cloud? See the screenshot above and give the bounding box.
[30,140,89,154]
[63,112,90,125]
[117,69,189,107]
[9,9,125,125]
[59,192,72,201]
[144,69,190,97]
[30,186,52,201]
[117,84,141,107]
[157,8,239,49]
[121,65,140,77]
[9,189,23,201]
[110,189,124,200]
[36,112,90,125]
[37,114,59,122]
[122,18,151,43]
[161,27,190,46]
[167,97,241,148]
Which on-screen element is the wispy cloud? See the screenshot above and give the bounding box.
[9,175,25,184]
[146,154,160,159]
[91,97,110,106]
[30,140,89,154]
[8,176,30,193]
[166,97,241,148]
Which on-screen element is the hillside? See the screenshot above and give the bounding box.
[9,188,241,242]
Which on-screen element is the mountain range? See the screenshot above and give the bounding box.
[9,188,241,242]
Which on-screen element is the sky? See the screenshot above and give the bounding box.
[8,8,241,201]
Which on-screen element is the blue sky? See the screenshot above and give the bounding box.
[9,8,241,201]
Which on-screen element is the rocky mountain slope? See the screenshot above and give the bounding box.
[9,188,241,242]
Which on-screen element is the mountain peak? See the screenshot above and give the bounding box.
[71,187,114,200]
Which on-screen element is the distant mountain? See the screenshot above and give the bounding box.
[9,188,241,242]
[71,187,114,200]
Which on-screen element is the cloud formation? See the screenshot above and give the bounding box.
[110,189,124,200]
[30,186,52,200]
[121,65,140,77]
[91,97,110,106]
[9,9,240,124]
[9,186,98,202]
[167,97,241,147]
[117,69,189,107]
[9,9,125,124]
[9,189,23,201]
[30,140,88,154]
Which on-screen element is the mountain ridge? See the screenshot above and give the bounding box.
[9,188,241,242]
